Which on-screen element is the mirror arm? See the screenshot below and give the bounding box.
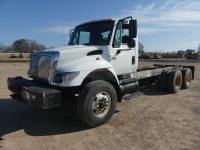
[69,29,74,39]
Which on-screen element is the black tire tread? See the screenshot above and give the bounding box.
[161,70,169,91]
[167,70,182,93]
[181,68,192,89]
[76,80,117,127]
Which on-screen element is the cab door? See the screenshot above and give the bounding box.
[109,21,138,75]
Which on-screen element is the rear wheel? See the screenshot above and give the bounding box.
[161,70,169,91]
[167,70,182,93]
[181,68,192,89]
[76,80,117,127]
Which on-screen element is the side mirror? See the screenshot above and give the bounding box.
[69,29,74,39]
[130,20,137,38]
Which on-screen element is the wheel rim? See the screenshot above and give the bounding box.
[186,72,192,85]
[92,91,111,118]
[175,74,182,88]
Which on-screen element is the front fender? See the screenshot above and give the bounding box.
[53,56,119,87]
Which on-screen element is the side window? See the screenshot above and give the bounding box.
[122,28,129,45]
[79,31,90,45]
[112,23,121,48]
[122,29,129,37]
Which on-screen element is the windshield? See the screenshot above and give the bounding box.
[68,20,114,46]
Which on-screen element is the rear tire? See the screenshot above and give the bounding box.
[167,70,182,93]
[76,80,117,127]
[161,70,169,91]
[181,68,192,89]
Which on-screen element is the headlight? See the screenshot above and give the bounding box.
[52,71,80,84]
[52,73,64,83]
[66,72,79,81]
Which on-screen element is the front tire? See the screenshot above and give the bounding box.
[76,80,117,127]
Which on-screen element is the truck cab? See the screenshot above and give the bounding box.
[27,17,138,89]
[68,17,138,75]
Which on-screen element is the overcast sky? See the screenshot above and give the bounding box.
[0,0,200,52]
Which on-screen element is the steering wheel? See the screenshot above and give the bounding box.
[103,37,108,41]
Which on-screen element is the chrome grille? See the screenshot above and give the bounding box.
[29,55,51,80]
[29,55,39,76]
[38,56,51,79]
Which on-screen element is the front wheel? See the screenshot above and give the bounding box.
[76,80,117,127]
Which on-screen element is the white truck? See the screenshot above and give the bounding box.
[7,16,195,127]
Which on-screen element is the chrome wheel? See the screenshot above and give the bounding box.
[92,91,111,117]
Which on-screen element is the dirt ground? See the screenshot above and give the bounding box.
[0,59,200,150]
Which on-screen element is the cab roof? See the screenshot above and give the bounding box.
[77,18,116,27]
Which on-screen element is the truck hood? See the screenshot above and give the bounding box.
[29,45,107,84]
[42,45,101,61]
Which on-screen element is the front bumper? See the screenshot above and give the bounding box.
[7,77,61,109]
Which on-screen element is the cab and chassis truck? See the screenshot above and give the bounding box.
[7,16,195,127]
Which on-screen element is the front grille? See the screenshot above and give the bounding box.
[29,55,39,76]
[38,56,51,79]
[29,55,51,80]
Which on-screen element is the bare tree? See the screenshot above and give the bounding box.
[139,42,144,54]
[197,44,200,52]
[0,42,6,52]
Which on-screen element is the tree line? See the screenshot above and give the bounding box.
[138,42,200,54]
[0,39,46,53]
[198,44,200,52]
[1,39,200,54]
